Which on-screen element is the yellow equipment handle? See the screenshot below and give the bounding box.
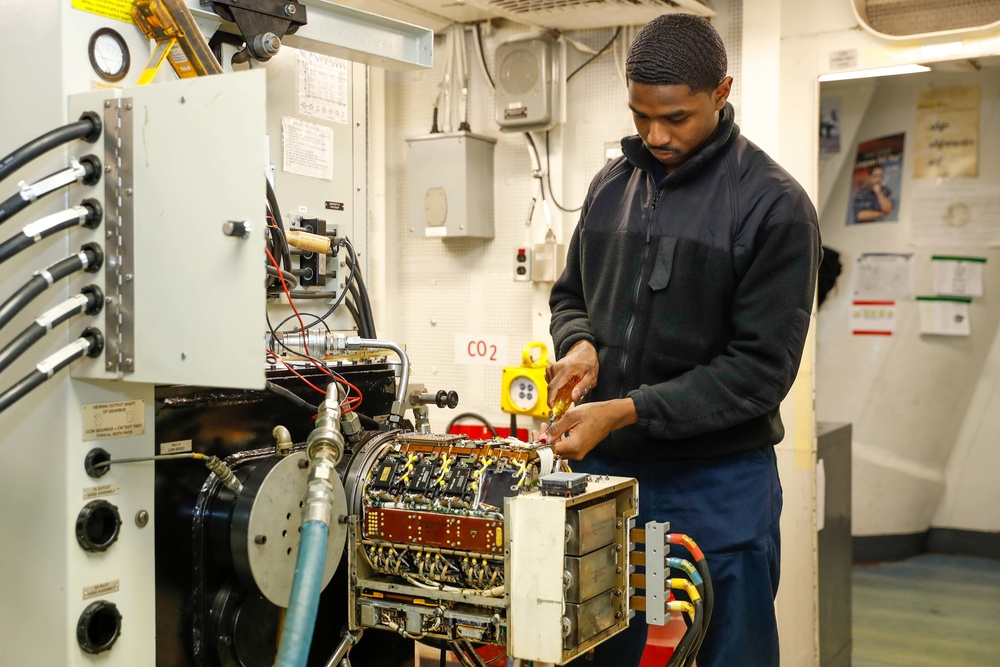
[520,341,549,368]
[132,0,223,85]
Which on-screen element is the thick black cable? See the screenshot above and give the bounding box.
[266,381,319,412]
[0,328,103,414]
[265,264,299,289]
[0,156,101,227]
[567,28,621,82]
[0,244,103,332]
[0,200,102,266]
[684,558,714,666]
[346,271,374,339]
[474,22,495,89]
[302,238,358,331]
[667,600,703,667]
[265,178,292,276]
[344,248,376,339]
[344,296,367,338]
[446,412,499,438]
[544,131,583,213]
[0,114,101,185]
[0,286,103,374]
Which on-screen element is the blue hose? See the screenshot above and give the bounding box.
[276,520,330,667]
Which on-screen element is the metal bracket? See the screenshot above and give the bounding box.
[103,98,135,375]
[208,0,307,62]
[627,521,670,625]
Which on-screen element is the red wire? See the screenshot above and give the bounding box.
[266,349,326,396]
[668,533,705,562]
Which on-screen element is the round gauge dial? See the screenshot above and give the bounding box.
[508,375,540,412]
[89,28,130,83]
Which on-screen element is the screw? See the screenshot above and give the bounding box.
[125,103,132,110]
[615,612,622,620]
[616,521,622,529]
[106,230,112,238]
[614,589,622,597]
[125,188,132,196]
[284,3,296,15]
[105,297,112,304]
[106,361,113,369]
[124,357,133,367]
[124,273,133,282]
[616,567,622,574]
[255,534,268,545]
[179,96,186,104]
[135,510,149,528]
[299,459,309,469]
[104,165,112,173]
[104,100,111,108]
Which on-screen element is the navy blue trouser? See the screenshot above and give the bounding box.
[566,446,782,667]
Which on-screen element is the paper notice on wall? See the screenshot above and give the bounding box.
[850,301,896,336]
[816,458,826,532]
[282,116,334,181]
[914,85,979,178]
[918,296,971,336]
[852,253,915,301]
[932,256,986,297]
[911,185,1000,247]
[297,52,349,124]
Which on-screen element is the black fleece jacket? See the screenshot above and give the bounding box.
[549,104,821,461]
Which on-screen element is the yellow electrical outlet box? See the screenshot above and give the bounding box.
[501,341,551,418]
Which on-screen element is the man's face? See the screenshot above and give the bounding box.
[866,167,884,187]
[628,77,732,172]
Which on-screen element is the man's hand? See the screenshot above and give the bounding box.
[546,340,599,406]
[538,398,637,461]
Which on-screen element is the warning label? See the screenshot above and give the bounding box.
[83,400,145,441]
[71,0,134,24]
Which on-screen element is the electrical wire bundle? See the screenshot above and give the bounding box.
[431,24,471,134]
[0,117,109,414]
[662,533,714,667]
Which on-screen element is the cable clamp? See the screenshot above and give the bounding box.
[35,294,88,331]
[35,269,55,286]
[21,160,85,201]
[36,338,89,377]
[22,206,87,242]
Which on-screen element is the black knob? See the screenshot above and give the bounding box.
[434,390,448,408]
[77,600,122,654]
[446,390,459,409]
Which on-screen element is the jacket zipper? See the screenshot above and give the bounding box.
[619,177,660,396]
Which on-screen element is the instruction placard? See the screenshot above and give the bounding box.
[83,399,145,441]
[83,580,120,600]
[71,0,134,24]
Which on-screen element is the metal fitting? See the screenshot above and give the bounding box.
[273,425,293,457]
[205,455,243,495]
[306,384,346,462]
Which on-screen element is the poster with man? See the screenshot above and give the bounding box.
[847,133,905,225]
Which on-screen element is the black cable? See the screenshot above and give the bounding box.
[0,327,103,414]
[439,647,447,667]
[344,296,366,338]
[0,113,102,185]
[346,270,375,339]
[265,178,292,277]
[265,264,299,289]
[0,286,103,374]
[446,412,499,438]
[0,156,101,227]
[0,200,102,266]
[266,380,319,412]
[684,558,714,666]
[272,311,331,336]
[567,28,621,82]
[667,599,703,667]
[302,237,358,331]
[545,131,583,213]
[474,22,495,89]
[510,413,518,439]
[0,243,103,332]
[344,249,376,339]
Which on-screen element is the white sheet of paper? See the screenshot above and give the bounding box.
[281,116,333,181]
[932,256,985,297]
[911,184,1000,247]
[816,458,826,533]
[297,52,349,124]
[850,300,896,336]
[918,297,971,336]
[853,253,915,301]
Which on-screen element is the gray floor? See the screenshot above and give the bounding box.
[852,554,1000,667]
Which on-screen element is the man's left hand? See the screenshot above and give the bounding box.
[539,398,638,461]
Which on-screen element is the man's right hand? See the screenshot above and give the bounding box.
[545,340,599,406]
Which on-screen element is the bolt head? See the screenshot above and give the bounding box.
[284,3,296,14]
[125,103,132,110]
[135,510,149,528]
[254,534,268,545]
[104,100,111,108]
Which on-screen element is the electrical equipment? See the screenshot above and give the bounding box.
[494,33,565,132]
[406,131,496,239]
[513,246,532,281]
[533,228,566,283]
[501,341,551,418]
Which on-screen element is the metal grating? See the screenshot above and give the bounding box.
[862,0,1000,36]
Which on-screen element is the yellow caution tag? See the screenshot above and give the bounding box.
[72,0,134,24]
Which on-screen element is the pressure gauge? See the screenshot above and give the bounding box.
[507,375,540,412]
[88,28,130,83]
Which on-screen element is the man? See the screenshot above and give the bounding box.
[852,165,894,223]
[541,14,821,667]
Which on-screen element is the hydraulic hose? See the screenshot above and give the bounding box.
[0,156,102,226]
[0,200,102,265]
[0,286,103,374]
[275,384,346,667]
[0,113,102,185]
[0,327,104,414]
[667,534,713,667]
[666,596,703,667]
[0,243,104,332]
[346,337,409,427]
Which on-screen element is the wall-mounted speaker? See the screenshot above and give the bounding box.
[494,33,565,132]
